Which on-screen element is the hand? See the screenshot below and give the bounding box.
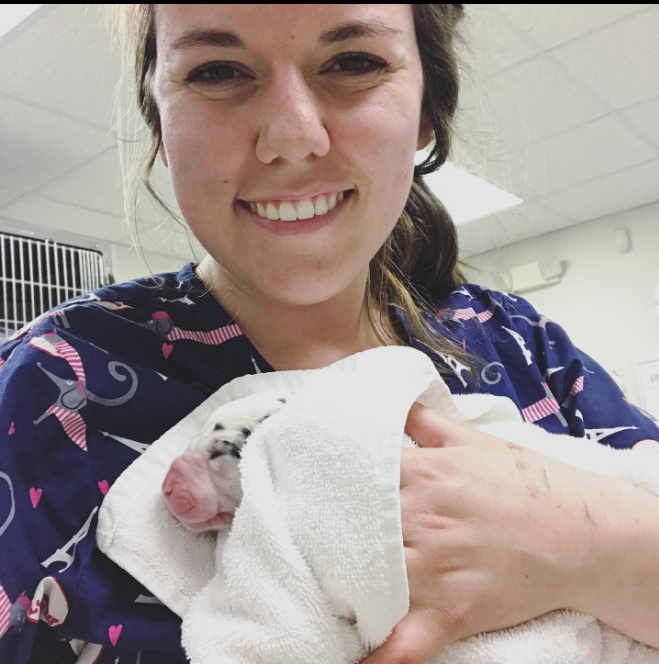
[361,402,600,664]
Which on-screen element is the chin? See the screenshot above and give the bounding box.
[259,274,361,307]
[178,513,235,533]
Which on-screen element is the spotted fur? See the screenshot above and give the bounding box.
[191,391,290,463]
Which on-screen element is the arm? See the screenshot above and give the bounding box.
[573,471,659,648]
[0,340,61,662]
[0,332,185,661]
[481,290,659,647]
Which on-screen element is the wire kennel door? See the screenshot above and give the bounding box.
[0,231,105,338]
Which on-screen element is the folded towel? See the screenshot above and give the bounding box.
[96,346,659,663]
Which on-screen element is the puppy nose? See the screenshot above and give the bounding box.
[163,457,190,490]
[162,469,177,496]
[162,481,198,516]
[162,461,186,497]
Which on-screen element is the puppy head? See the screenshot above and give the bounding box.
[161,391,288,532]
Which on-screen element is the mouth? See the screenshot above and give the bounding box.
[237,189,355,236]
[179,511,235,533]
[238,189,354,220]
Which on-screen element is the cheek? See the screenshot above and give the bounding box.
[209,458,243,501]
[163,112,237,216]
[163,453,212,498]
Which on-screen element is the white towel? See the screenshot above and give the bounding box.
[96,346,659,663]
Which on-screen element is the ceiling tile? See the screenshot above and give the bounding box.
[508,201,578,241]
[36,146,123,217]
[0,94,114,192]
[550,6,659,109]
[508,114,656,198]
[620,97,659,148]
[494,4,652,50]
[0,186,24,208]
[35,145,182,229]
[458,5,542,77]
[458,53,610,157]
[0,4,124,130]
[457,200,575,257]
[0,194,126,242]
[116,217,204,262]
[538,159,659,222]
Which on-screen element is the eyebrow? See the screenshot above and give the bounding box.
[170,19,402,52]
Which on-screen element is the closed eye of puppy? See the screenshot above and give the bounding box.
[161,390,290,533]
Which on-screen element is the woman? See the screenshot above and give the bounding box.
[1,5,659,663]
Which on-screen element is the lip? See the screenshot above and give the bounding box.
[240,187,352,204]
[180,512,235,532]
[237,189,355,236]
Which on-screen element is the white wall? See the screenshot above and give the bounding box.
[108,220,208,283]
[461,201,659,408]
[0,215,202,284]
[110,241,194,283]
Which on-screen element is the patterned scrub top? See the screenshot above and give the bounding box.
[1,261,658,664]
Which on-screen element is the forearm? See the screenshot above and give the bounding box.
[573,474,659,648]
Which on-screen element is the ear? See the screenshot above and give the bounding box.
[417,112,434,152]
[159,141,169,168]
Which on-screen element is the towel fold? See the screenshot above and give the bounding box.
[96,346,659,663]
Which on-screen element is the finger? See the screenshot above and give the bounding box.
[399,447,439,490]
[405,402,465,449]
[360,608,451,664]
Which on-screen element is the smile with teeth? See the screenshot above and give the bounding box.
[244,190,349,221]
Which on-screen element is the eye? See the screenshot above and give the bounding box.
[186,52,389,87]
[330,53,388,76]
[209,438,224,460]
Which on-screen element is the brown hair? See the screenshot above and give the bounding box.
[102,4,487,385]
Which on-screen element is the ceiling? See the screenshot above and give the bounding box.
[0,4,657,260]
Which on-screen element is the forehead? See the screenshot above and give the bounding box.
[193,417,226,452]
[154,4,412,55]
[201,409,239,436]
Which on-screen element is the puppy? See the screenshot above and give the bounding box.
[162,390,289,532]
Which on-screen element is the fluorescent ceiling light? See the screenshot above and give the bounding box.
[0,5,43,41]
[415,148,523,225]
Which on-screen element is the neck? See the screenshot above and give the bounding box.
[195,258,396,371]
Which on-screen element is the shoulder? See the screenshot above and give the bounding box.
[0,262,211,369]
[2,263,201,344]
[431,283,545,330]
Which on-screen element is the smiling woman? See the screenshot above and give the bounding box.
[103,3,481,376]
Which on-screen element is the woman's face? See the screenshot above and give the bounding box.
[153,4,432,306]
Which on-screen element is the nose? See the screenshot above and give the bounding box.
[162,457,186,494]
[255,72,329,164]
[162,458,198,515]
[162,476,174,496]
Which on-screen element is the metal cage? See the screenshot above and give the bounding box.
[0,231,105,339]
